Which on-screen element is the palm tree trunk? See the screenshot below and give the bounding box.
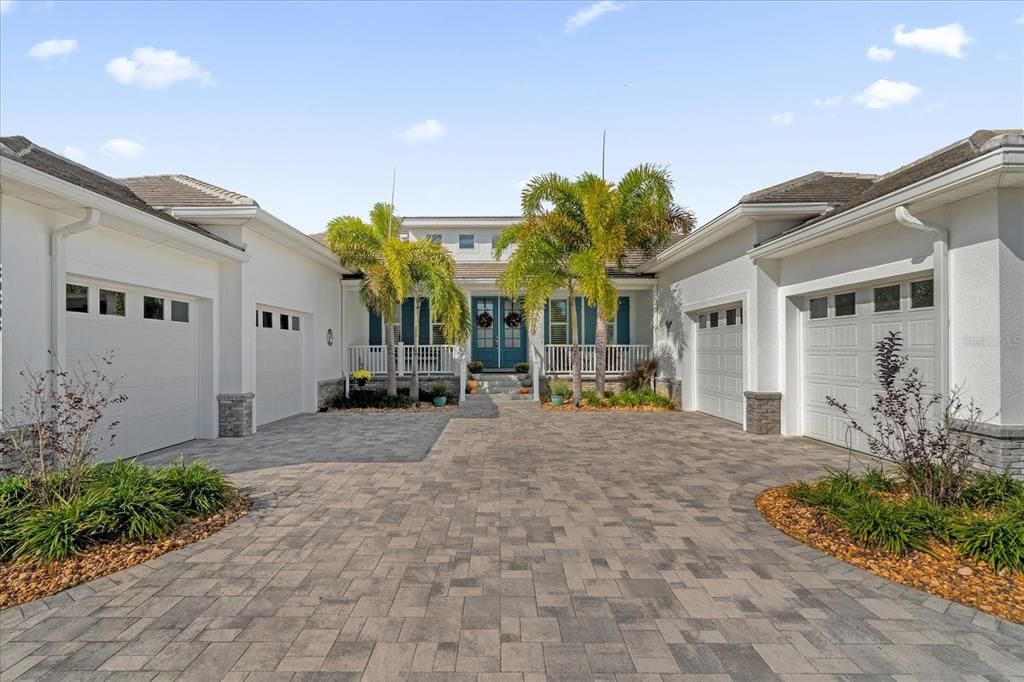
[568,289,582,406]
[385,319,397,397]
[594,312,607,397]
[411,295,421,403]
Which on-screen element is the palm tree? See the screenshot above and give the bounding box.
[325,202,403,395]
[326,202,471,401]
[389,239,471,402]
[496,167,693,402]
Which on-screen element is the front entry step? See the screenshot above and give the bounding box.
[469,373,531,397]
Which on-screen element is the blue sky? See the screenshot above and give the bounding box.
[1,1,1021,234]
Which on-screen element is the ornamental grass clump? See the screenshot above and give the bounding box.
[953,511,1024,574]
[15,493,103,562]
[157,458,229,517]
[961,472,1024,510]
[836,497,930,557]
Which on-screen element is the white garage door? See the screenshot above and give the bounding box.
[803,276,936,451]
[66,281,198,461]
[255,306,305,427]
[696,305,744,423]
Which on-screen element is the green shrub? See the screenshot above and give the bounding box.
[88,458,155,489]
[581,390,606,406]
[860,467,896,492]
[962,472,1024,510]
[467,360,484,374]
[607,389,673,409]
[903,496,955,543]
[953,511,1024,574]
[16,494,103,562]
[157,459,229,517]
[0,475,31,509]
[837,497,930,556]
[330,389,414,409]
[92,477,181,543]
[513,362,529,374]
[790,470,866,514]
[430,382,451,398]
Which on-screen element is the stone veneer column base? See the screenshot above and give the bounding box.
[317,378,346,410]
[744,391,782,435]
[217,393,254,437]
[955,422,1024,479]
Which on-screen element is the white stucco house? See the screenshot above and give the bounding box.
[2,129,1022,476]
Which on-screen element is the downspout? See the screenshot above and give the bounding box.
[51,208,101,374]
[894,205,949,407]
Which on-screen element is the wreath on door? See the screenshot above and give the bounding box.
[476,311,493,328]
[504,311,522,329]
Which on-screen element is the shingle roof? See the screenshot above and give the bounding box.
[739,171,878,205]
[120,174,257,209]
[777,129,1024,239]
[455,262,508,279]
[0,136,241,250]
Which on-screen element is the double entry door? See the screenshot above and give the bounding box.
[471,296,526,369]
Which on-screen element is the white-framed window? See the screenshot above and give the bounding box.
[171,300,189,323]
[809,296,828,319]
[66,283,89,313]
[99,289,125,317]
[698,313,707,329]
[834,292,856,317]
[549,299,568,344]
[261,311,273,328]
[873,284,901,313]
[388,302,402,342]
[458,234,474,249]
[605,317,616,344]
[280,313,290,330]
[709,311,719,328]
[143,296,165,320]
[425,234,442,244]
[911,279,934,309]
[291,315,300,331]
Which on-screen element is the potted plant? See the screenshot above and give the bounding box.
[353,369,372,387]
[514,362,529,375]
[431,382,450,407]
[466,360,483,390]
[548,378,570,406]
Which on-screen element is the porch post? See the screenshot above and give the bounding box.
[397,342,406,376]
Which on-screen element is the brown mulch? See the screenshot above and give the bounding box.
[756,485,1024,623]
[0,490,251,610]
[542,402,675,412]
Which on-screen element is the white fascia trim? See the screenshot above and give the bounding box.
[1,160,249,262]
[253,208,349,274]
[638,203,831,273]
[748,147,1024,260]
[403,217,521,229]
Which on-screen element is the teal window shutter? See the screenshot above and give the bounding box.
[369,309,382,345]
[584,302,597,344]
[401,298,415,344]
[545,301,552,344]
[616,296,630,344]
[419,299,431,344]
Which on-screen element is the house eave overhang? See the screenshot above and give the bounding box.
[0,159,250,263]
[164,205,349,274]
[747,147,1024,261]
[638,202,831,273]
[402,216,522,229]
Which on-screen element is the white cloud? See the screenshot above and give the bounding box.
[866,45,895,62]
[101,138,146,159]
[106,47,213,89]
[565,0,624,34]
[0,1,13,14]
[62,145,86,163]
[397,119,447,143]
[892,23,973,58]
[854,79,921,110]
[27,38,78,59]
[813,94,843,108]
[770,112,795,126]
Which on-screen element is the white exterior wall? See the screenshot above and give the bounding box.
[239,226,343,416]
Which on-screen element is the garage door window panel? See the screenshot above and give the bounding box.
[809,297,828,319]
[911,279,934,309]
[834,292,856,317]
[709,312,719,328]
[291,315,300,331]
[98,289,125,316]
[261,311,273,328]
[66,284,89,313]
[873,284,901,313]
[171,301,189,323]
[143,296,164,320]
[280,314,289,330]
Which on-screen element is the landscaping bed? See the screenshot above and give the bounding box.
[543,387,675,411]
[0,458,248,609]
[327,386,458,411]
[757,470,1024,624]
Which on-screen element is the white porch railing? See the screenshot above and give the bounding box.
[544,344,651,375]
[348,344,459,376]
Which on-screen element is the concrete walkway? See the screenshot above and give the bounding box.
[2,400,1022,680]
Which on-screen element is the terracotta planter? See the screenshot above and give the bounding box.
[519,387,530,395]
[466,379,479,388]
[468,387,477,394]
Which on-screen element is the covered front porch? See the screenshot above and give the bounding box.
[340,280,657,382]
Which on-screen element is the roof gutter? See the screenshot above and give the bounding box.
[51,208,101,376]
[895,205,949,407]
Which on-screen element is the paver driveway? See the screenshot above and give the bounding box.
[2,400,1023,681]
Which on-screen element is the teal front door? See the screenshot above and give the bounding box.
[472,297,526,369]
